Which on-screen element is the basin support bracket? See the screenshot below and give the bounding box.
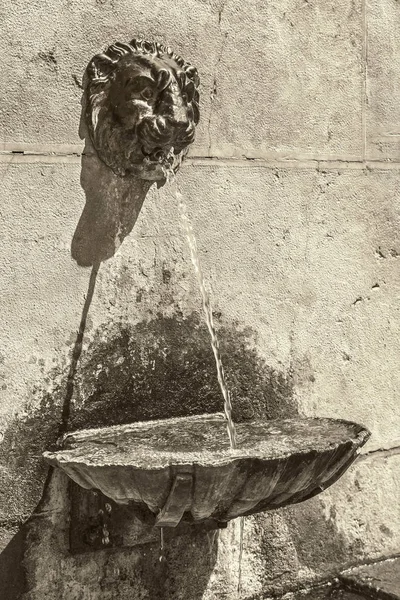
[155,472,193,528]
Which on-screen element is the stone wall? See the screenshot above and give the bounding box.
[0,1,399,598]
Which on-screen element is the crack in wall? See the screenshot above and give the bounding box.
[357,444,400,463]
[362,0,368,162]
[207,0,229,155]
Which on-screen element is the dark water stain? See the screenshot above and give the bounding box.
[0,391,63,520]
[70,311,297,431]
[0,309,294,594]
[1,310,366,598]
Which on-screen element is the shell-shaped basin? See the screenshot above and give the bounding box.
[43,413,370,526]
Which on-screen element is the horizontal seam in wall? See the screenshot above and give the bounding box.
[1,153,400,171]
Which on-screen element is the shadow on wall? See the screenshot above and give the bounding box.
[71,144,153,267]
[69,311,297,430]
[0,528,26,599]
[71,84,155,267]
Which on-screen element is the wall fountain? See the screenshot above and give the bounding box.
[44,39,370,541]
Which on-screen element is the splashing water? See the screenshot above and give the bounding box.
[163,165,237,449]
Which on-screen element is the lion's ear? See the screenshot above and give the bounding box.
[185,66,200,89]
[87,41,139,83]
[87,54,115,83]
[185,80,195,103]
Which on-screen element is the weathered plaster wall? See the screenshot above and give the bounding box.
[0,0,399,599]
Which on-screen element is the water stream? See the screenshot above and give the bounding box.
[237,516,244,596]
[159,164,240,570]
[170,176,237,449]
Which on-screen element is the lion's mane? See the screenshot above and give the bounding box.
[85,39,200,180]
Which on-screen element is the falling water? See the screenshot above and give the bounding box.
[159,526,166,564]
[164,165,237,449]
[237,516,244,596]
[177,192,237,449]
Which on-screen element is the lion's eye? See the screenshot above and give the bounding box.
[122,76,157,102]
[141,87,155,100]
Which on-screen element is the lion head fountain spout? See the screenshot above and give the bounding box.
[85,39,200,181]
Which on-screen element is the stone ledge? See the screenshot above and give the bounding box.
[340,557,400,600]
[279,583,371,600]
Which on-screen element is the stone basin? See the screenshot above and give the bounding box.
[43,413,370,527]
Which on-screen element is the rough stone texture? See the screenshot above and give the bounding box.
[235,451,400,598]
[283,587,372,600]
[313,452,400,563]
[0,0,363,159]
[341,556,400,600]
[366,0,400,160]
[209,0,363,160]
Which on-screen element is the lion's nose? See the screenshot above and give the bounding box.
[166,105,190,129]
[158,86,191,129]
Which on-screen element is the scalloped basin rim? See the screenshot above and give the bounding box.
[43,414,370,523]
[43,413,370,470]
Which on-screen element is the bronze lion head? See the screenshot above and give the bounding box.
[85,39,200,181]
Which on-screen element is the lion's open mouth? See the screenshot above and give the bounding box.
[141,146,176,167]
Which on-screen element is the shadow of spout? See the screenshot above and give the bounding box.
[71,142,153,267]
[71,76,157,268]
